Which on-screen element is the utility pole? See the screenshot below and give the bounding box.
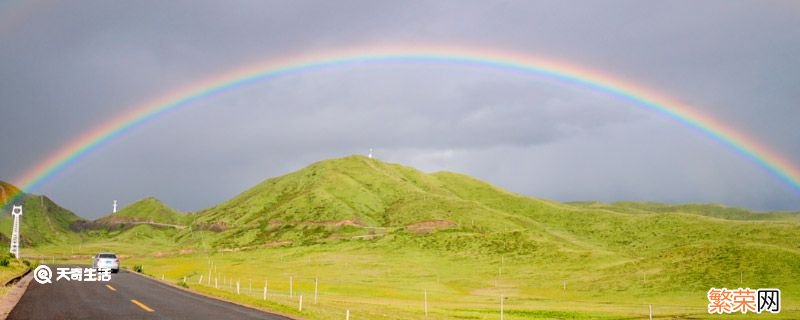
[10,205,22,259]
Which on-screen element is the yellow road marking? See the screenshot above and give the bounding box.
[105,285,116,291]
[131,299,155,312]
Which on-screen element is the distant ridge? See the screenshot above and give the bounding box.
[95,197,186,225]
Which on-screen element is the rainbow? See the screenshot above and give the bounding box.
[5,45,800,205]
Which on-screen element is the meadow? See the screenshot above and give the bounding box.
[9,157,800,319]
[29,225,800,320]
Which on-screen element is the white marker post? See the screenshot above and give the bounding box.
[424,289,428,317]
[500,295,504,320]
[237,280,240,294]
[299,295,303,311]
[263,279,268,300]
[346,309,350,320]
[198,275,203,284]
[314,277,318,304]
[290,276,293,297]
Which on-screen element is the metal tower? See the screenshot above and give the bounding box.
[10,205,22,259]
[113,200,118,213]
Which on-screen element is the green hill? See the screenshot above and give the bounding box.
[95,197,188,226]
[189,155,555,247]
[0,182,83,247]
[78,197,189,246]
[186,156,800,261]
[22,156,800,318]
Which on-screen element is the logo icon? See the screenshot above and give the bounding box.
[33,265,53,284]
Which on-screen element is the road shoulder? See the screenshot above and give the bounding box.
[125,270,300,320]
[0,273,32,320]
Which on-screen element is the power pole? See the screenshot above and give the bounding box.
[10,205,22,259]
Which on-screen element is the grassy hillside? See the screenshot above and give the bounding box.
[189,155,561,247]
[95,197,188,225]
[22,156,800,318]
[0,191,83,247]
[570,201,800,220]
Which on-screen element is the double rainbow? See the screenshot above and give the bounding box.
[5,45,800,205]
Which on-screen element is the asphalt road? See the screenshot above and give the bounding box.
[8,265,292,320]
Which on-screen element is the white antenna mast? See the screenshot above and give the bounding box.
[113,200,118,213]
[10,205,22,259]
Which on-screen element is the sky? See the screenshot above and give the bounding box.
[1,1,799,218]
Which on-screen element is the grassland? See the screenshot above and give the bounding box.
[33,232,799,319]
[0,255,32,298]
[11,156,800,318]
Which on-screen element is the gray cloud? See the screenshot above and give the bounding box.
[1,0,798,217]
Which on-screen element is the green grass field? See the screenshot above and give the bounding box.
[8,156,800,318]
[30,227,800,319]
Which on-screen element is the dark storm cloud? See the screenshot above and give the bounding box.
[1,1,798,216]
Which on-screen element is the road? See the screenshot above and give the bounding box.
[8,265,292,320]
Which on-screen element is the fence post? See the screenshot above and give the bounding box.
[500,295,504,320]
[237,280,240,294]
[424,289,428,317]
[198,275,203,284]
[314,277,318,304]
[299,295,303,311]
[649,304,653,320]
[290,276,293,297]
[346,309,350,320]
[263,279,268,300]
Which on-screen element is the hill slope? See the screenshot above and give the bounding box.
[23,156,800,318]
[187,156,800,263]
[95,197,187,226]
[189,155,562,246]
[0,182,83,247]
[569,201,800,220]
